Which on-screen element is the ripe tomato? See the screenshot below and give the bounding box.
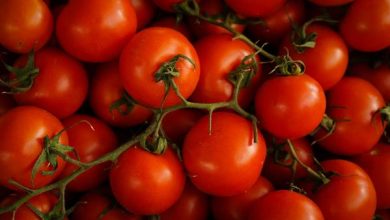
[312,159,376,220]
[110,146,186,215]
[71,192,140,220]
[151,16,192,39]
[0,193,59,220]
[183,111,266,196]
[248,0,306,46]
[280,24,349,90]
[309,0,354,6]
[225,0,287,18]
[190,34,262,108]
[340,0,390,52]
[0,106,67,190]
[355,143,390,209]
[160,181,209,220]
[255,74,326,139]
[12,47,88,119]
[130,0,156,30]
[211,176,274,220]
[89,62,152,128]
[119,27,200,108]
[0,0,53,53]
[56,0,137,62]
[315,77,385,155]
[59,114,117,192]
[248,190,324,220]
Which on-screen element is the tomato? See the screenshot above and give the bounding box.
[248,190,324,220]
[109,146,186,215]
[153,0,200,12]
[161,109,204,144]
[315,77,385,155]
[187,0,245,39]
[0,106,67,190]
[312,159,376,220]
[151,16,192,39]
[280,24,349,90]
[130,0,156,30]
[248,0,306,46]
[190,34,262,108]
[255,74,326,139]
[225,0,287,18]
[71,192,140,220]
[350,62,390,102]
[355,143,390,209]
[12,47,88,119]
[263,138,315,187]
[309,0,354,6]
[59,114,117,192]
[160,181,209,220]
[183,111,266,196]
[340,0,390,52]
[211,176,274,220]
[56,0,137,62]
[89,62,152,128]
[119,27,200,108]
[0,193,59,220]
[0,0,53,53]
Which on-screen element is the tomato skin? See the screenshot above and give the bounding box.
[255,74,326,139]
[0,106,67,190]
[248,190,324,220]
[151,17,192,39]
[153,0,200,12]
[12,47,88,119]
[183,112,266,196]
[355,143,390,209]
[130,0,156,30]
[160,182,209,220]
[225,0,287,18]
[60,115,117,192]
[315,77,385,155]
[0,0,53,53]
[340,0,390,52]
[280,24,349,90]
[119,27,200,108]
[190,34,262,108]
[309,0,354,6]
[90,62,152,128]
[56,0,137,62]
[211,176,274,220]
[312,160,376,220]
[0,193,58,220]
[110,146,186,215]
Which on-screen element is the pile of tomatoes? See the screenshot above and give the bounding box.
[1,0,390,219]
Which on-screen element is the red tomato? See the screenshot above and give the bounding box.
[248,0,306,46]
[71,192,140,220]
[355,143,390,209]
[110,146,186,215]
[0,0,53,53]
[56,0,137,62]
[280,24,349,90]
[119,27,200,108]
[211,176,274,220]
[312,159,376,220]
[225,0,287,18]
[190,34,262,108]
[0,106,67,190]
[263,138,315,187]
[89,62,152,128]
[151,16,192,39]
[153,0,200,12]
[12,48,88,119]
[183,112,266,196]
[130,0,156,30]
[340,0,390,51]
[309,0,354,6]
[248,190,324,220]
[160,181,209,220]
[315,77,385,155]
[0,193,59,220]
[60,114,117,192]
[255,74,326,139]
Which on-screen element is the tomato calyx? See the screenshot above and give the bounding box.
[272,54,305,76]
[0,50,39,93]
[228,53,259,88]
[109,91,136,116]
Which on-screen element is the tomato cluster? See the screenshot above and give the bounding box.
[1,0,390,219]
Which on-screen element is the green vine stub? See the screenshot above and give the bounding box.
[109,92,136,116]
[228,53,259,88]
